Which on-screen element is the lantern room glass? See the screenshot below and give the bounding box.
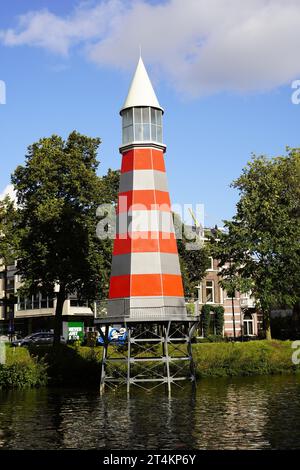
[122,107,163,145]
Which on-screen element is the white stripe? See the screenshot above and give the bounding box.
[117,210,175,234]
[111,252,181,276]
[119,170,168,192]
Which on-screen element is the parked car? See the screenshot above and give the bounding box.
[11,332,66,347]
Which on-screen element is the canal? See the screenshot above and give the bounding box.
[0,374,300,449]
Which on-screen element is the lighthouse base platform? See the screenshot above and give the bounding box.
[98,319,199,395]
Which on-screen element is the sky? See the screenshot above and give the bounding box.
[0,0,300,226]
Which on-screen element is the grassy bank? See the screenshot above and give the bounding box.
[193,340,300,378]
[0,345,48,389]
[0,340,299,389]
[31,339,300,385]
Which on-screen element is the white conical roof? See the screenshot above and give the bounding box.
[121,57,163,113]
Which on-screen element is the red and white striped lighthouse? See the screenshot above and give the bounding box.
[108,58,187,321]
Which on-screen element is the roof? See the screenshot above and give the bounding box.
[120,57,163,113]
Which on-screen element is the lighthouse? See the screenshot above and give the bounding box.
[99,58,198,394]
[108,57,188,321]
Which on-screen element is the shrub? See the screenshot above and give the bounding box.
[0,346,48,389]
[186,303,195,315]
[201,304,211,337]
[201,304,225,337]
[214,306,225,336]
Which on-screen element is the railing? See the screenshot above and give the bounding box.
[94,298,192,319]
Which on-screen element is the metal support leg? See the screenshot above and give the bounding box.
[127,326,131,395]
[161,325,167,392]
[187,322,198,386]
[100,325,109,395]
[164,321,172,396]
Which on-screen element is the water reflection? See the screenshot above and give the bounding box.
[0,375,299,449]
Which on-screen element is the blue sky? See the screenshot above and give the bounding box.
[0,0,300,226]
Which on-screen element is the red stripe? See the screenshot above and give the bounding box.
[109,274,184,298]
[130,274,162,296]
[162,274,184,296]
[152,149,166,172]
[117,190,171,213]
[121,148,165,173]
[113,236,132,255]
[113,232,178,254]
[109,275,131,298]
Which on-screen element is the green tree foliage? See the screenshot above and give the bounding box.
[201,304,211,337]
[0,197,20,323]
[0,197,19,264]
[214,306,225,336]
[212,148,300,340]
[174,214,210,298]
[11,131,119,344]
[201,304,224,337]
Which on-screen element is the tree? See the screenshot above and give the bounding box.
[0,197,19,264]
[212,148,300,340]
[11,131,119,345]
[0,197,20,336]
[174,214,210,298]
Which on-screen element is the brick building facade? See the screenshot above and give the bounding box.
[195,256,263,337]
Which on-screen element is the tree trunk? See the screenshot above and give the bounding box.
[53,286,66,347]
[292,301,300,334]
[263,309,272,340]
[231,296,236,340]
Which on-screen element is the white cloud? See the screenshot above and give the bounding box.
[0,185,16,202]
[0,1,125,55]
[1,0,300,96]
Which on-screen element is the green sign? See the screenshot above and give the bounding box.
[64,321,84,341]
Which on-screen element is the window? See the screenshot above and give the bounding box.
[70,298,88,307]
[6,278,14,289]
[33,293,40,309]
[205,280,214,303]
[220,287,224,304]
[25,296,33,310]
[243,313,254,336]
[18,294,54,310]
[18,296,25,311]
[134,107,142,123]
[142,107,150,123]
[122,107,163,144]
[41,296,48,309]
[151,108,163,142]
[40,295,54,309]
[122,108,133,145]
[207,257,214,271]
[197,283,203,303]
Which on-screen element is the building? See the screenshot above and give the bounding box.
[196,254,263,337]
[0,261,94,336]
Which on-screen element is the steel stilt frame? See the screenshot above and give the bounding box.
[99,320,199,394]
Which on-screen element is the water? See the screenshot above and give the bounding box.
[0,375,300,449]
